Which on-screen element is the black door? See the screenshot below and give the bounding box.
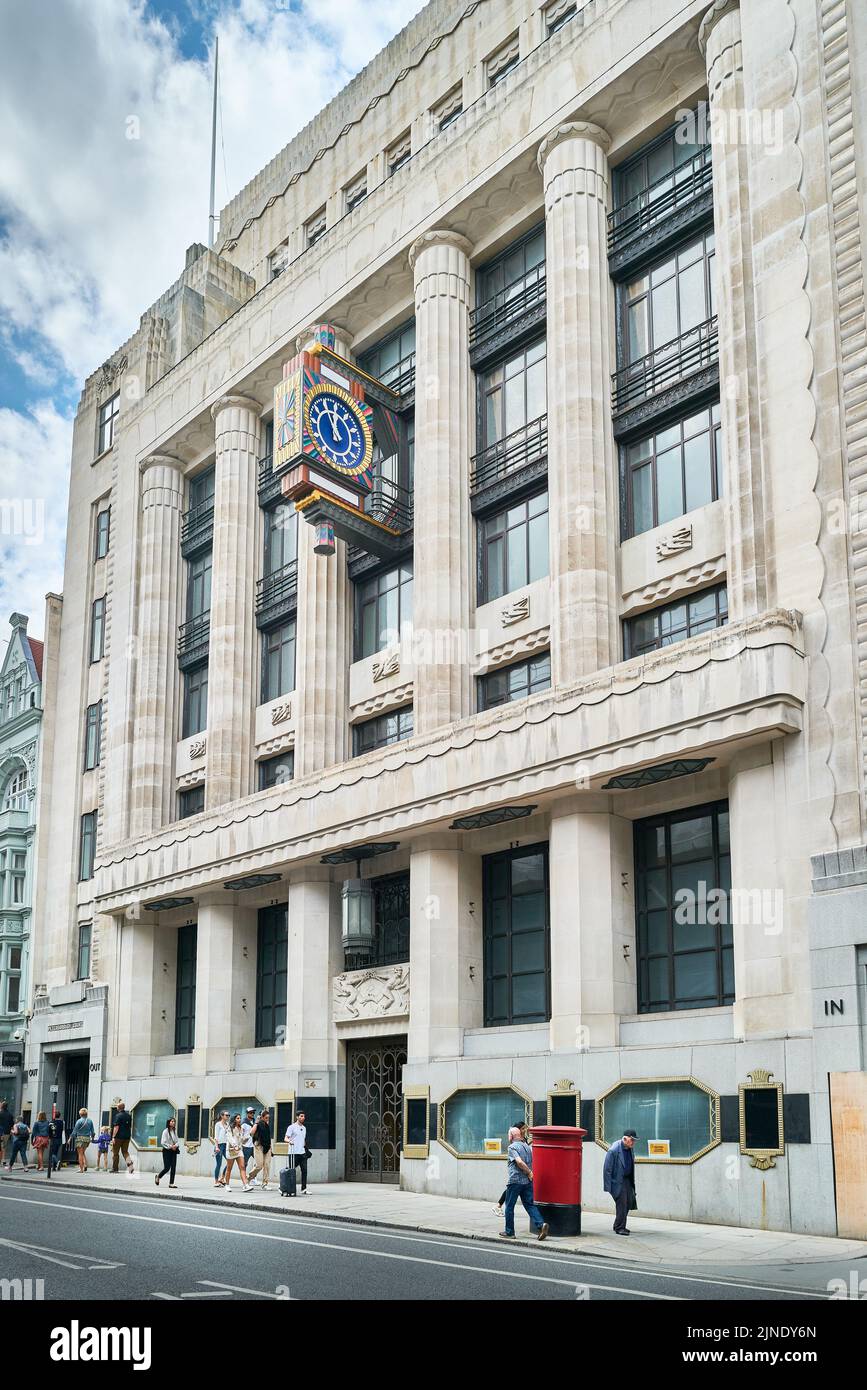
[346,1037,406,1182]
[61,1055,89,1162]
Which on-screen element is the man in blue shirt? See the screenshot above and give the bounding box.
[499,1122,549,1241]
[603,1129,638,1235]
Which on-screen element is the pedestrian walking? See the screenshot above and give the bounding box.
[213,1110,230,1187]
[603,1129,638,1235]
[241,1106,256,1175]
[0,1099,13,1167]
[155,1117,180,1188]
[48,1110,65,1170]
[8,1116,30,1170]
[31,1112,51,1171]
[285,1111,309,1194]
[223,1114,252,1192]
[110,1101,135,1174]
[96,1125,111,1170]
[70,1109,95,1172]
[499,1122,549,1241]
[247,1108,272,1190]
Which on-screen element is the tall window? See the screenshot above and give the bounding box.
[187,551,212,621]
[479,340,546,451]
[478,492,548,603]
[3,770,28,811]
[613,118,711,232]
[476,226,545,310]
[94,508,111,560]
[97,393,120,454]
[262,621,296,702]
[355,564,413,659]
[625,584,728,658]
[90,596,106,662]
[353,706,413,756]
[182,663,208,738]
[635,802,732,1012]
[76,924,92,981]
[625,403,722,536]
[255,905,287,1047]
[5,946,22,1013]
[478,653,551,711]
[188,467,215,510]
[621,231,716,369]
[79,811,97,882]
[264,504,297,575]
[10,852,25,905]
[358,321,416,393]
[344,872,410,972]
[483,844,550,1026]
[84,701,102,771]
[174,924,197,1054]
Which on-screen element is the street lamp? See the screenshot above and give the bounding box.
[341,868,375,962]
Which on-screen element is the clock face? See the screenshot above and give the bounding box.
[304,384,372,477]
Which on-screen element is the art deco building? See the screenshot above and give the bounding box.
[30,0,867,1234]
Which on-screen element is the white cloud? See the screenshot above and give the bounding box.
[0,402,73,633]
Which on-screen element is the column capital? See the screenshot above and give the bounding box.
[698,0,740,55]
[210,393,262,424]
[140,452,185,477]
[537,121,610,175]
[408,227,473,274]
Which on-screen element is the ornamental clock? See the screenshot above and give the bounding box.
[302,382,373,479]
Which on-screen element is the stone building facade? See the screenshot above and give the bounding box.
[29,0,867,1233]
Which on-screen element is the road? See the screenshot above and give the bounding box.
[0,1180,853,1301]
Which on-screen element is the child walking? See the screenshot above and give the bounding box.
[96,1125,111,1170]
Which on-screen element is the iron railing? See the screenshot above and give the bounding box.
[255,560,299,621]
[608,150,713,255]
[470,415,548,493]
[612,316,718,413]
[376,354,416,399]
[180,500,214,552]
[177,611,210,665]
[470,267,546,353]
[257,454,283,506]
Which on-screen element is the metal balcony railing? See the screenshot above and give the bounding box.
[180,500,214,552]
[612,316,718,414]
[255,561,299,622]
[364,476,413,532]
[257,454,283,506]
[377,354,415,399]
[470,415,548,493]
[177,611,210,666]
[608,150,714,255]
[470,267,546,354]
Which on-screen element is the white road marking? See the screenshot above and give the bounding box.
[0,1235,121,1271]
[0,1194,678,1298]
[198,1280,294,1300]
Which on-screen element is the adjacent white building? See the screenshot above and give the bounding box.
[29,0,867,1235]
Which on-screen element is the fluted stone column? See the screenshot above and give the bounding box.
[700,0,767,619]
[130,455,186,837]
[192,900,256,1073]
[408,230,474,733]
[407,838,482,1061]
[206,395,261,809]
[538,123,618,685]
[284,873,342,1071]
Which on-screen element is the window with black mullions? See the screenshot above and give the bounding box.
[94,508,110,560]
[480,339,546,450]
[344,872,410,972]
[76,924,92,981]
[255,905,287,1047]
[178,785,205,819]
[182,662,208,738]
[258,751,294,790]
[89,597,106,663]
[187,550,212,621]
[355,564,413,660]
[97,393,120,454]
[353,705,413,756]
[478,491,548,603]
[358,321,416,395]
[612,118,711,234]
[83,701,102,771]
[79,811,97,882]
[264,503,297,575]
[634,801,732,1012]
[478,652,551,710]
[174,923,197,1054]
[262,620,296,702]
[625,584,728,658]
[483,844,550,1026]
[625,403,722,537]
[621,230,716,371]
[189,466,215,510]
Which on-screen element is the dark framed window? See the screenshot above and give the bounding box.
[358,321,416,393]
[97,393,120,454]
[83,701,102,771]
[182,663,208,738]
[174,923,197,1054]
[355,564,413,659]
[189,467,215,510]
[635,801,732,1012]
[479,339,546,450]
[625,584,728,658]
[478,491,548,603]
[187,550,212,621]
[89,597,106,663]
[624,402,722,537]
[258,752,294,790]
[477,225,545,310]
[437,87,463,130]
[94,508,110,560]
[264,504,297,575]
[545,1,577,34]
[178,785,205,819]
[76,924,92,981]
[344,871,410,972]
[262,621,296,702]
[387,135,411,176]
[488,40,519,88]
[353,705,413,756]
[478,653,551,711]
[613,116,711,220]
[79,811,97,882]
[306,209,327,246]
[255,905,287,1047]
[620,231,716,369]
[483,844,550,1026]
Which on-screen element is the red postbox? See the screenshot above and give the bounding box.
[529,1125,586,1236]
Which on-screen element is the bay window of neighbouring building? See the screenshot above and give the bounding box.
[483,844,550,1026]
[3,769,28,811]
[353,705,413,756]
[255,905,287,1047]
[354,564,413,659]
[625,584,728,658]
[174,923,197,1054]
[477,652,551,711]
[4,945,22,1014]
[634,800,733,1012]
[477,491,548,603]
[10,851,25,905]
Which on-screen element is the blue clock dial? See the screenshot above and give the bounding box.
[307,389,368,472]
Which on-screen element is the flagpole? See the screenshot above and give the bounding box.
[208,35,219,248]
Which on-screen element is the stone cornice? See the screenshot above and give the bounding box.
[537,121,611,173]
[698,0,740,55]
[408,228,474,272]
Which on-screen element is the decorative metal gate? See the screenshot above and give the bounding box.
[61,1054,89,1162]
[346,1037,407,1182]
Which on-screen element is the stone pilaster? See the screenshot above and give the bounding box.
[130,455,185,837]
[293,522,353,776]
[408,838,482,1061]
[700,0,767,620]
[206,395,261,809]
[284,873,342,1071]
[537,124,618,684]
[191,900,256,1072]
[408,230,474,733]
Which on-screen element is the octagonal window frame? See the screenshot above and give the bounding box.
[595,1075,721,1164]
[131,1098,178,1152]
[438,1083,532,1160]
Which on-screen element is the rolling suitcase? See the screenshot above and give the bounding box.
[279,1162,296,1197]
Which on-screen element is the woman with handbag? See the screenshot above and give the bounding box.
[155,1116,180,1188]
[223,1114,253,1192]
[71,1108,96,1172]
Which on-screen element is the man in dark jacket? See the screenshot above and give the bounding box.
[48,1110,65,1169]
[603,1129,638,1235]
[111,1102,135,1174]
[0,1100,12,1168]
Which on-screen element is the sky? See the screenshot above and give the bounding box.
[0,0,424,647]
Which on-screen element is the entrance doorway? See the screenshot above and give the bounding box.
[346,1037,407,1182]
[61,1055,89,1163]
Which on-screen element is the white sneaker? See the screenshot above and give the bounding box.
[242,1184,253,1192]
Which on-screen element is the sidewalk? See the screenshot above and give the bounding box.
[4,1165,865,1268]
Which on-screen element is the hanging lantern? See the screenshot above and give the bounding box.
[313,519,335,555]
[342,876,375,959]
